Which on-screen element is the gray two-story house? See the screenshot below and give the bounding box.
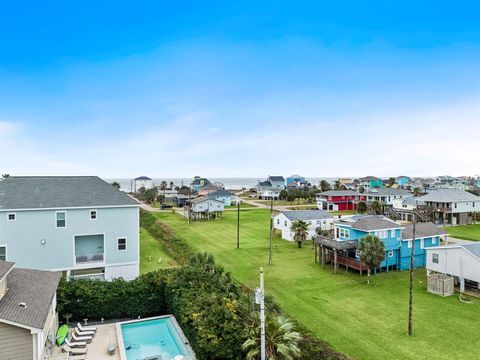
[0,176,140,280]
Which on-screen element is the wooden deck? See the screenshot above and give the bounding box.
[336,254,369,272]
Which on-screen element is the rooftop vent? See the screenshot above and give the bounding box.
[18,302,27,308]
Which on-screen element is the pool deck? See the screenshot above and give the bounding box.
[85,323,120,360]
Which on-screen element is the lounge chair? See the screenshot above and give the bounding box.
[65,338,87,348]
[77,322,97,332]
[62,344,87,355]
[74,327,95,337]
[72,332,93,343]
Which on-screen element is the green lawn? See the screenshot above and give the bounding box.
[145,209,480,360]
[139,228,177,273]
[446,224,480,241]
[330,210,358,216]
[225,202,257,209]
[255,199,314,206]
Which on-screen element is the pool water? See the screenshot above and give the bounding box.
[120,316,194,360]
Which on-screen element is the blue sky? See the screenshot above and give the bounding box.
[1,1,479,177]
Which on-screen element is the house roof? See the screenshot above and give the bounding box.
[368,188,412,196]
[268,176,285,182]
[402,222,447,240]
[360,176,381,181]
[0,261,14,281]
[281,210,333,221]
[0,266,61,330]
[191,196,223,204]
[419,188,480,203]
[464,243,480,258]
[198,183,219,191]
[208,189,233,197]
[0,176,139,211]
[396,176,410,180]
[335,215,401,231]
[258,181,272,187]
[134,176,152,181]
[318,190,361,197]
[402,197,425,206]
[191,178,210,186]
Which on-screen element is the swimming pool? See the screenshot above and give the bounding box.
[117,315,195,360]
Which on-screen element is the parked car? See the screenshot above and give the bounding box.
[161,204,173,209]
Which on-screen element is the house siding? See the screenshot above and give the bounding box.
[0,321,33,360]
[0,207,139,280]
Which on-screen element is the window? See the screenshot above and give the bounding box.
[432,238,437,244]
[117,238,127,251]
[420,239,424,249]
[7,213,15,221]
[339,228,350,239]
[0,246,5,261]
[56,212,66,228]
[454,203,457,209]
[388,250,394,258]
[432,253,439,264]
[276,219,279,225]
[284,221,287,227]
[407,240,412,248]
[90,210,97,220]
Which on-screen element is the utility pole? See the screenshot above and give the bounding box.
[236,200,240,249]
[408,200,417,336]
[255,267,266,360]
[268,197,273,266]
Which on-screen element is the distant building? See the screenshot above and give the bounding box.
[173,194,191,208]
[197,183,220,196]
[274,210,334,241]
[316,190,365,211]
[286,175,308,188]
[0,176,140,280]
[207,189,237,206]
[134,176,153,191]
[366,188,413,206]
[191,177,211,192]
[419,188,480,225]
[358,176,383,191]
[0,261,61,360]
[189,196,224,221]
[256,176,286,200]
[396,176,410,187]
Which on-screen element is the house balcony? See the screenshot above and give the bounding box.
[74,234,105,267]
[75,252,104,264]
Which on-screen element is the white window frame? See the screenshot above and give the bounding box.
[432,253,439,264]
[420,239,424,249]
[432,237,437,244]
[117,237,127,251]
[55,211,67,228]
[407,240,412,248]
[388,250,394,258]
[7,212,16,221]
[0,245,6,261]
[90,209,97,220]
[339,228,350,239]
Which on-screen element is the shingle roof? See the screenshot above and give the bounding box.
[134,176,152,181]
[318,190,361,197]
[402,222,447,240]
[0,266,61,330]
[281,210,333,221]
[419,188,480,203]
[208,189,233,197]
[0,261,14,281]
[0,176,139,210]
[258,181,272,187]
[191,196,223,204]
[360,176,381,181]
[402,197,425,206]
[464,243,480,258]
[335,215,400,231]
[268,176,285,182]
[368,188,412,196]
[198,183,219,191]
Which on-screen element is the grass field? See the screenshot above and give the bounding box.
[225,203,257,209]
[139,228,177,273]
[143,209,480,360]
[446,224,480,241]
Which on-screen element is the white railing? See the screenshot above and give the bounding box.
[71,273,105,280]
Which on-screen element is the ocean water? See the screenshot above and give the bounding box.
[104,177,339,191]
[120,317,193,360]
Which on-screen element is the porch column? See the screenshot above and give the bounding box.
[460,278,465,293]
[334,249,338,273]
[321,245,325,268]
[314,243,318,263]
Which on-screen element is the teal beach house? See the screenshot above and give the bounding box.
[0,176,140,280]
[320,215,446,272]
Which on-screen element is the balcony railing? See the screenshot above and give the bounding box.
[75,253,104,264]
[71,273,105,280]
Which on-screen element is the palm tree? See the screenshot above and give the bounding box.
[358,234,385,284]
[413,187,422,197]
[242,316,302,360]
[1,174,10,179]
[357,201,368,214]
[160,181,167,202]
[290,220,309,248]
[111,181,121,189]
